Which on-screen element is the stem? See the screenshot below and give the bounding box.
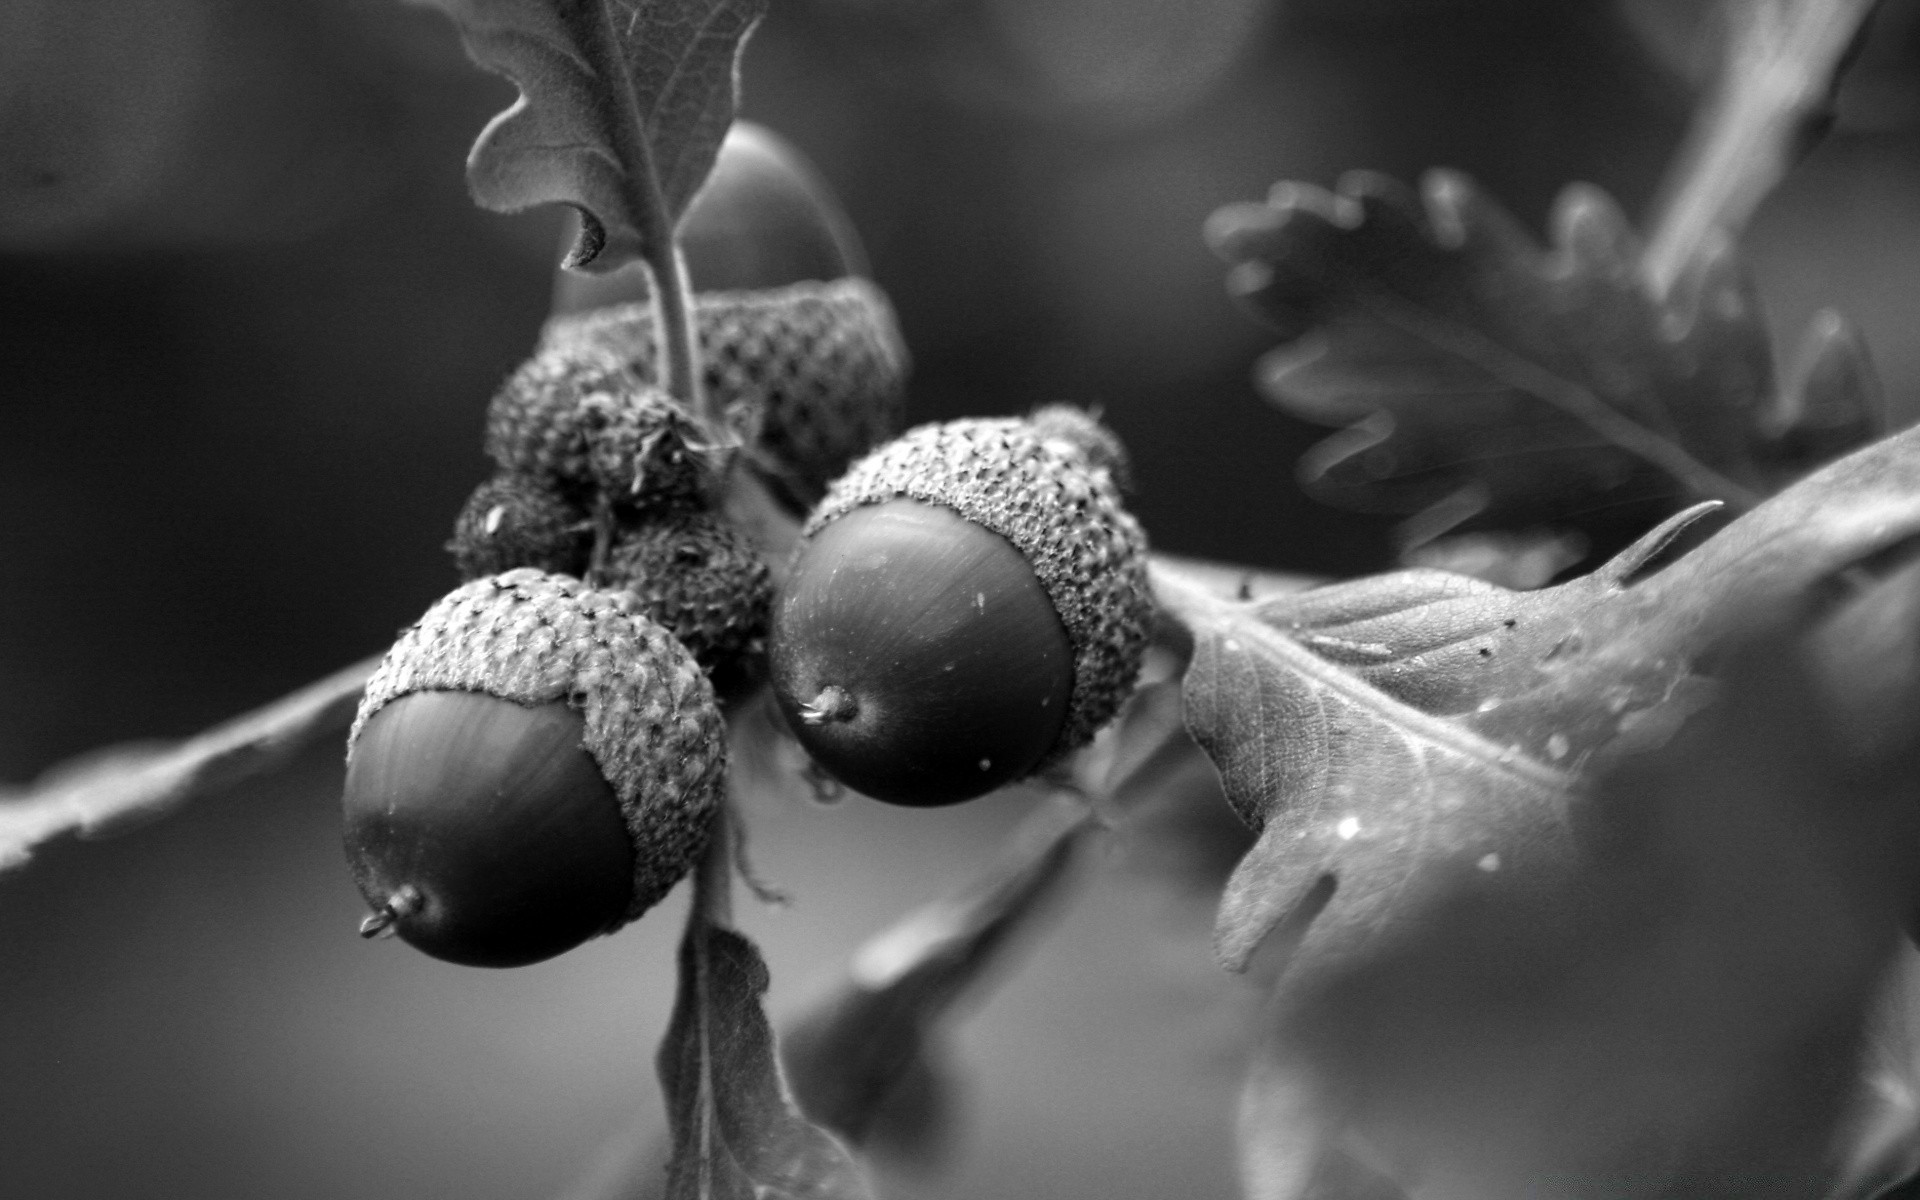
[1643,0,1880,297]
[641,242,717,438]
[1148,557,1242,640]
[693,798,736,929]
[576,3,721,449]
[585,493,617,589]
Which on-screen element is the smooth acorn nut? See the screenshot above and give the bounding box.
[344,570,725,967]
[346,693,631,967]
[772,499,1075,805]
[769,412,1154,806]
[551,121,869,314]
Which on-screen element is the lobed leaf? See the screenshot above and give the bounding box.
[433,0,766,272]
[658,915,872,1200]
[560,791,1096,1200]
[1230,626,1920,1198]
[1206,170,1883,540]
[1167,419,1920,973]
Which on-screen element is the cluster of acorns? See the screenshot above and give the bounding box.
[341,125,1155,968]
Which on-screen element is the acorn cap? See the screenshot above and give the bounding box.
[1028,404,1133,494]
[805,416,1154,758]
[350,569,725,922]
[485,347,713,513]
[447,474,592,580]
[540,278,908,508]
[604,511,772,673]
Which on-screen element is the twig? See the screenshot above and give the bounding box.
[0,655,379,873]
[1644,0,1882,296]
[0,553,1288,883]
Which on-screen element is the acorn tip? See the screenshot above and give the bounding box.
[798,685,858,725]
[358,884,422,939]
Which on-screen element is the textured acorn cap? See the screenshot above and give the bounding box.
[540,278,908,508]
[805,416,1153,759]
[448,474,592,580]
[350,570,725,922]
[1028,404,1133,494]
[604,511,772,672]
[485,346,713,513]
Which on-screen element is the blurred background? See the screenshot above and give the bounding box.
[1,0,1917,1196]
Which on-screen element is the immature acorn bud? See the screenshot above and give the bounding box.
[769,412,1153,806]
[603,511,772,681]
[542,122,902,512]
[484,347,713,513]
[543,282,907,512]
[344,570,725,967]
[447,474,592,580]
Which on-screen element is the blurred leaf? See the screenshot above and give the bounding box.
[1230,619,1920,1199]
[1397,527,1589,591]
[0,656,376,873]
[1206,170,1884,540]
[781,793,1096,1168]
[563,791,1094,1200]
[658,916,872,1200]
[1644,0,1883,294]
[432,0,765,271]
[1162,419,1920,972]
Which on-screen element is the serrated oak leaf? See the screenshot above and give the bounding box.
[1170,419,1920,973]
[781,794,1094,1168]
[434,0,765,271]
[658,920,872,1200]
[1206,170,1883,538]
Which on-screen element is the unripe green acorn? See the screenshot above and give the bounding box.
[768,413,1154,806]
[344,570,725,967]
[484,347,713,514]
[603,510,772,683]
[447,473,592,580]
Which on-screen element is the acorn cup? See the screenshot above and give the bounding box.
[447,473,593,581]
[484,346,715,517]
[603,510,772,687]
[343,570,726,968]
[768,410,1154,807]
[540,122,909,513]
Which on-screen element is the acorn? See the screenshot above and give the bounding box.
[603,509,772,688]
[343,570,725,967]
[768,412,1154,806]
[484,346,713,515]
[540,123,908,512]
[447,473,592,580]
